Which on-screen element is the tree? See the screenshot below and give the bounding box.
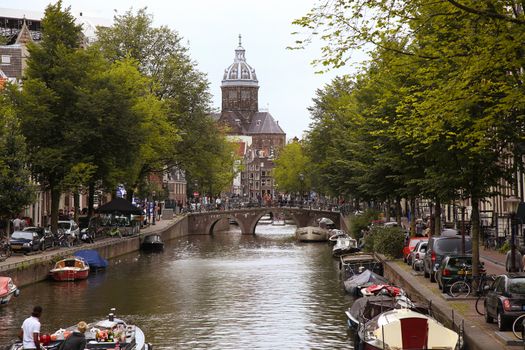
[274,140,311,194]
[0,89,35,235]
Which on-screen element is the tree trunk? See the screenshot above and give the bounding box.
[410,197,416,237]
[50,186,60,234]
[471,196,481,281]
[6,220,11,240]
[127,188,134,203]
[74,192,80,222]
[434,199,442,235]
[88,182,95,218]
[395,196,402,225]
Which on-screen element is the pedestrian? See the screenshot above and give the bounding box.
[58,321,87,350]
[19,306,43,350]
[13,216,22,232]
[505,248,524,272]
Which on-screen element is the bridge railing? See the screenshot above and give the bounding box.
[182,201,343,213]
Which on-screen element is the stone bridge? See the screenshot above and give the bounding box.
[187,207,342,235]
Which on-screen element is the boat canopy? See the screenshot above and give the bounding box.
[74,250,108,269]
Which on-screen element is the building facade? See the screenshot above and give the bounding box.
[216,36,286,201]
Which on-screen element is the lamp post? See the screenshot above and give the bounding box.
[299,173,304,208]
[504,196,521,272]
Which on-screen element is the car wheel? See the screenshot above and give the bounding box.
[497,309,508,331]
[485,305,493,323]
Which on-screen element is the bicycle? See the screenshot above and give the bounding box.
[448,265,473,298]
[474,274,497,316]
[0,238,11,261]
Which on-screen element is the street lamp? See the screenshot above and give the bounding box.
[152,190,156,225]
[504,196,521,272]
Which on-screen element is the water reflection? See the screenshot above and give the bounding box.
[0,222,354,349]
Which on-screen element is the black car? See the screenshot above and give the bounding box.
[9,229,51,253]
[423,235,472,282]
[485,273,525,331]
[23,226,54,250]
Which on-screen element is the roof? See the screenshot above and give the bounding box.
[247,112,285,135]
[221,35,258,88]
[96,197,142,215]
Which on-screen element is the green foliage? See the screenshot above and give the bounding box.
[273,140,311,193]
[363,226,406,259]
[499,241,510,255]
[349,210,380,239]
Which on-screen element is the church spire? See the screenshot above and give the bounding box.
[15,17,33,45]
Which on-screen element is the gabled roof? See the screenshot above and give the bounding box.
[247,112,285,135]
[15,19,33,45]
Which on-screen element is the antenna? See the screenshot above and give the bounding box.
[238,34,242,46]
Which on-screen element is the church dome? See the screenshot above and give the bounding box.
[222,35,258,87]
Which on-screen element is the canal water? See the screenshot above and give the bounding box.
[0,222,355,349]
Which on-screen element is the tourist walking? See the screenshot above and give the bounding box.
[19,306,43,350]
[58,321,87,350]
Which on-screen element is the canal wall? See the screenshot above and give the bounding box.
[378,254,498,350]
[0,216,188,288]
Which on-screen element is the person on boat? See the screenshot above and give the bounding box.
[19,306,43,350]
[58,321,87,350]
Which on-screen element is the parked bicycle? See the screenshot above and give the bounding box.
[448,263,495,300]
[0,237,11,261]
[474,274,497,316]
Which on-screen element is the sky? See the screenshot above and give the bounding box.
[1,0,365,139]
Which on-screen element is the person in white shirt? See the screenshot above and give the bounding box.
[13,217,22,232]
[19,306,42,350]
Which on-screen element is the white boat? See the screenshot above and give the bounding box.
[328,229,347,244]
[332,236,359,257]
[357,308,459,350]
[0,277,20,306]
[9,308,152,350]
[295,226,328,242]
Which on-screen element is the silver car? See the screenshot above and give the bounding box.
[58,220,80,238]
[411,241,428,272]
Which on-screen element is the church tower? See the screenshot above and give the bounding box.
[221,35,259,119]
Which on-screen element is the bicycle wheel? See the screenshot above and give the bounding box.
[512,313,525,340]
[449,281,471,298]
[475,296,486,315]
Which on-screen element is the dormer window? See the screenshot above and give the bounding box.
[1,55,10,64]
[256,120,261,126]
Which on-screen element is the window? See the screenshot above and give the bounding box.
[1,55,10,64]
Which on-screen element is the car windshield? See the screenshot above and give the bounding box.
[58,222,71,230]
[509,278,525,294]
[11,231,33,240]
[435,239,472,254]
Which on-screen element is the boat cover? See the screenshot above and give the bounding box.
[344,269,389,295]
[74,250,108,269]
[0,277,12,295]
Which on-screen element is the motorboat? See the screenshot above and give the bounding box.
[328,229,347,244]
[343,269,389,296]
[357,308,459,350]
[360,284,405,298]
[295,226,328,242]
[49,257,90,281]
[345,295,421,329]
[74,249,108,270]
[339,253,383,279]
[141,234,164,251]
[332,236,359,257]
[9,308,152,350]
[0,276,20,306]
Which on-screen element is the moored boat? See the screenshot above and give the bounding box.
[332,236,359,257]
[328,229,347,244]
[295,226,328,242]
[0,277,20,306]
[74,249,108,270]
[357,308,459,350]
[50,257,90,281]
[339,253,383,279]
[343,269,389,296]
[9,308,152,350]
[141,234,164,251]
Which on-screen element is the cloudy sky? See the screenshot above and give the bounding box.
[1,1,365,139]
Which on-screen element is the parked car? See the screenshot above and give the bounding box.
[57,220,80,238]
[9,230,47,253]
[403,236,428,263]
[435,255,484,293]
[485,273,525,331]
[410,241,428,272]
[423,236,472,282]
[23,226,54,250]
